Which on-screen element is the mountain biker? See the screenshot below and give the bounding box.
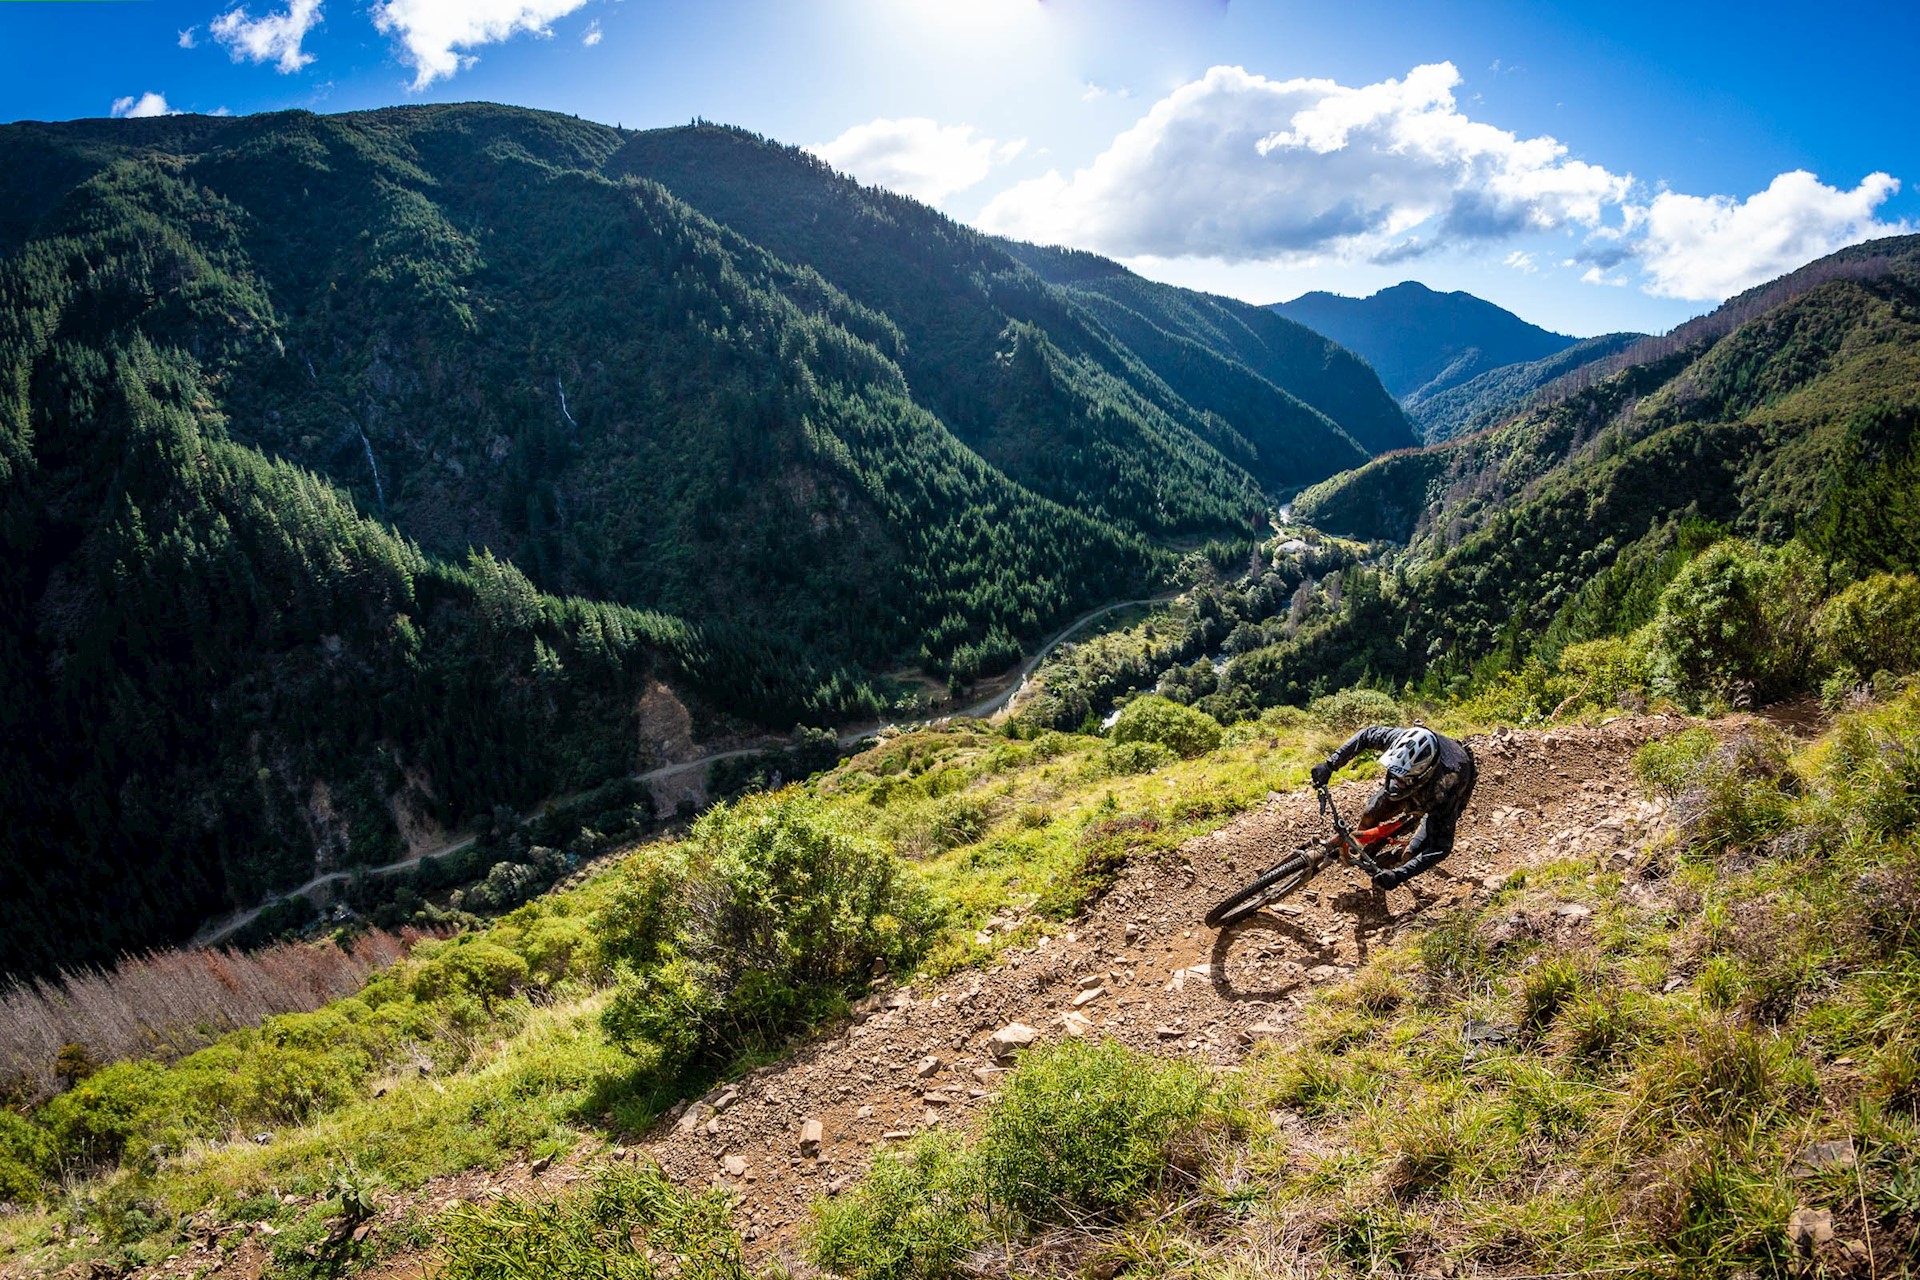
[1309,725,1475,892]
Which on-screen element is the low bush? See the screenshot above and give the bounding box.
[1308,686,1400,732]
[975,1038,1215,1224]
[807,1040,1220,1271]
[1813,572,1920,679]
[810,1132,980,1280]
[1646,539,1827,707]
[600,792,934,1073]
[1107,696,1222,759]
[436,1163,748,1280]
[1101,740,1176,776]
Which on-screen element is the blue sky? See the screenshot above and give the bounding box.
[2,0,1914,336]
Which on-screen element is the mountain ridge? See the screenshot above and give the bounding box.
[1273,278,1584,410]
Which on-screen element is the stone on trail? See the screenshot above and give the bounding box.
[1071,986,1105,1007]
[722,1156,748,1177]
[988,1023,1038,1060]
[1239,1022,1286,1044]
[1062,1011,1093,1038]
[1155,1026,1183,1040]
[913,1055,941,1078]
[798,1120,824,1156]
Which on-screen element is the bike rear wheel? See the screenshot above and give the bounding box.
[1204,852,1316,928]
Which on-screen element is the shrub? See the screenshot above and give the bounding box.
[0,1110,49,1203]
[1646,539,1827,706]
[809,1133,981,1280]
[1101,740,1176,776]
[437,1163,748,1280]
[1633,728,1718,800]
[1108,695,1222,758]
[1813,573,1920,678]
[600,792,933,1070]
[408,940,530,1005]
[974,1039,1213,1224]
[1308,686,1401,732]
[1556,636,1651,712]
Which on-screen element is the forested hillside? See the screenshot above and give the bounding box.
[1404,330,1642,443]
[0,104,1411,976]
[1223,235,1920,709]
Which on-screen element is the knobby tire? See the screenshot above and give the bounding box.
[1204,853,1315,928]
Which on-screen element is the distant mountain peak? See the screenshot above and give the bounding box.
[1273,282,1576,401]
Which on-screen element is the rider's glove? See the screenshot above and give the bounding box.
[1309,760,1334,788]
[1371,867,1403,892]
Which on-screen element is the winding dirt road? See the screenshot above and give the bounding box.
[189,595,1177,948]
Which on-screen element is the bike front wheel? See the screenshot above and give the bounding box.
[1204,852,1316,928]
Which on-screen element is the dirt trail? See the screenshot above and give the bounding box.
[106,718,1679,1280]
[633,717,1678,1267]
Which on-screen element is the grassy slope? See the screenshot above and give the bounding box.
[0,704,1357,1275]
[4,685,1918,1279]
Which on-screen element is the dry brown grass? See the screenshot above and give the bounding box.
[0,930,422,1100]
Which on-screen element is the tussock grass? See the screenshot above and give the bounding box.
[808,686,1920,1279]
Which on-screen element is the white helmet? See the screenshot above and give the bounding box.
[1380,727,1439,800]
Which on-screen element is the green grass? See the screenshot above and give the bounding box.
[798,684,1920,1279]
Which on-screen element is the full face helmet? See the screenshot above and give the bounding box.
[1380,727,1439,801]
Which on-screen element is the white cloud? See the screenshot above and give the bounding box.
[111,92,180,119]
[211,0,322,74]
[977,64,1629,264]
[1082,82,1130,102]
[1580,265,1626,287]
[371,0,592,88]
[1504,250,1537,273]
[809,118,1027,204]
[581,19,601,46]
[1628,170,1909,300]
[178,27,198,49]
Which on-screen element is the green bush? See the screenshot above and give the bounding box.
[1108,695,1222,758]
[1101,739,1176,776]
[408,939,531,1005]
[1308,686,1401,732]
[1557,636,1651,711]
[600,792,934,1070]
[809,1133,981,1280]
[1814,572,1920,678]
[0,1110,50,1203]
[1647,539,1827,706]
[974,1038,1214,1224]
[1633,727,1718,800]
[437,1163,748,1280]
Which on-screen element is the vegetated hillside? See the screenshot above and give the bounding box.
[1406,330,1643,443]
[1002,241,1414,459]
[1238,235,1920,707]
[605,125,1414,490]
[0,104,1416,976]
[1275,279,1579,402]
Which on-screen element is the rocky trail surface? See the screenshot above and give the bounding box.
[95,718,1683,1280]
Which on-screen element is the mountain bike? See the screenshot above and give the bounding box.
[1204,785,1415,928]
